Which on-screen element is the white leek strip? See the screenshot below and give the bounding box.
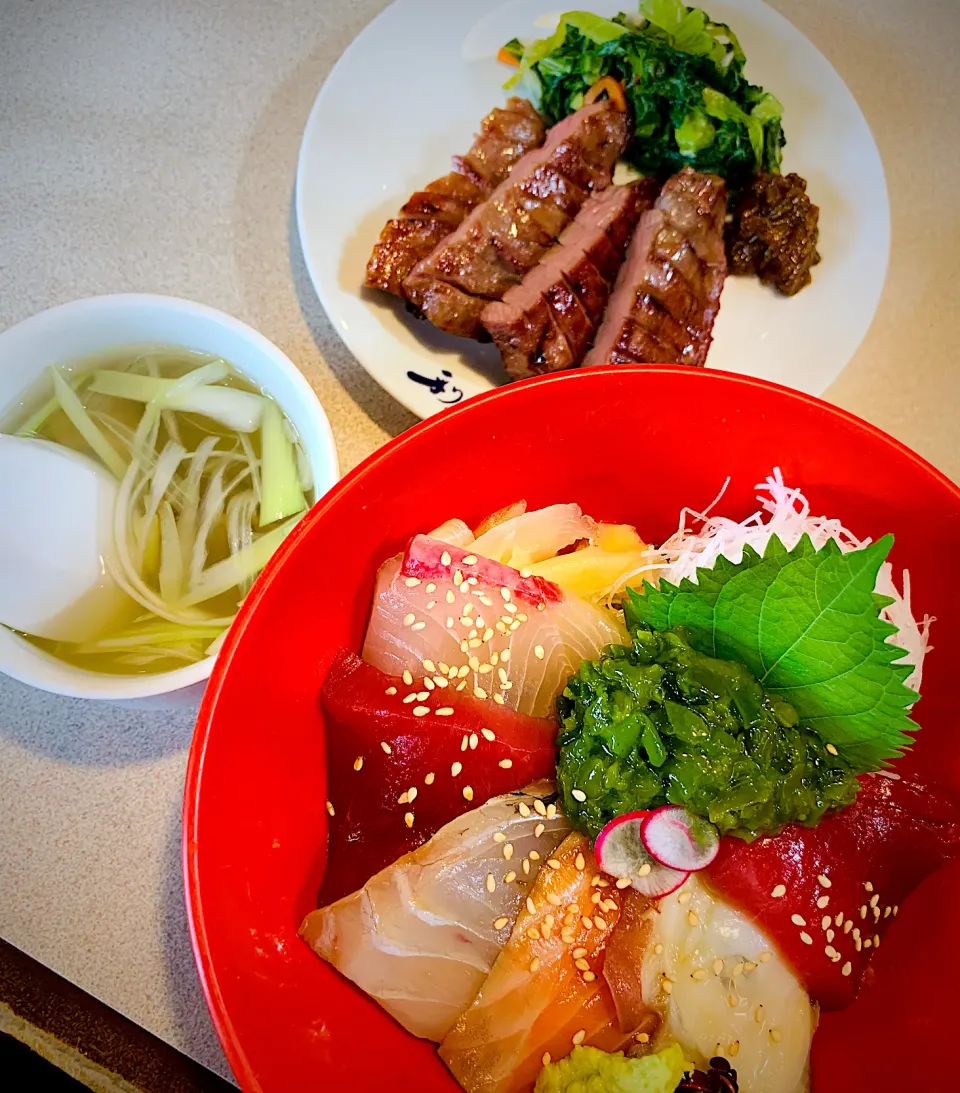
[75,624,220,653]
[222,464,253,501]
[91,411,136,458]
[178,435,219,563]
[15,395,59,436]
[239,432,261,504]
[189,466,227,590]
[259,400,305,526]
[50,368,126,478]
[108,427,231,627]
[158,501,184,602]
[226,490,257,594]
[138,442,186,558]
[179,513,302,608]
[149,359,230,407]
[294,439,314,496]
[128,360,227,470]
[205,629,229,657]
[117,644,199,664]
[142,354,182,447]
[16,370,91,436]
[90,370,265,432]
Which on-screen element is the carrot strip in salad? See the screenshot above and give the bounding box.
[583,76,627,112]
[497,46,521,67]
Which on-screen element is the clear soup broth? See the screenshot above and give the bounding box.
[3,346,312,674]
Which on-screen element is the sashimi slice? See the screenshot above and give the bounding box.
[470,504,598,568]
[301,784,570,1042]
[363,537,627,719]
[319,650,557,903]
[811,858,960,1093]
[704,772,960,1010]
[439,833,655,1093]
[402,536,564,605]
[475,501,527,538]
[608,876,815,1093]
[428,517,475,548]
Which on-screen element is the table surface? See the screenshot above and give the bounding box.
[1,0,958,1083]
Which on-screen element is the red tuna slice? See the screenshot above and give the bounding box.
[362,537,627,719]
[811,857,960,1093]
[703,773,960,1010]
[318,649,557,904]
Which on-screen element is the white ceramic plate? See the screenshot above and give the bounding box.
[296,0,889,419]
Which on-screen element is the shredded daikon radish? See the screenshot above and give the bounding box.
[652,468,932,693]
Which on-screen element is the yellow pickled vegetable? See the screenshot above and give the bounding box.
[526,535,652,604]
[596,523,647,553]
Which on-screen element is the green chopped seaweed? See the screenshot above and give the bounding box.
[556,624,860,840]
[506,0,784,186]
[627,535,919,772]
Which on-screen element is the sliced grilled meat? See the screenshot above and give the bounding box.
[584,168,728,368]
[481,178,660,379]
[403,101,630,340]
[365,98,546,297]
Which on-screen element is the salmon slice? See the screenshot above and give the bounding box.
[439,833,657,1093]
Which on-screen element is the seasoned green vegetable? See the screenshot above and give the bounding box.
[556,623,860,840]
[505,0,784,186]
[628,535,918,772]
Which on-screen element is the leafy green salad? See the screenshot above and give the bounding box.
[502,0,785,187]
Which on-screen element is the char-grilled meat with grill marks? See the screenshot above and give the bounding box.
[365,98,546,297]
[584,168,728,368]
[481,178,660,379]
[403,101,630,341]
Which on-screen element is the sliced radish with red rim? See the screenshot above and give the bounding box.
[595,811,689,898]
[641,805,720,872]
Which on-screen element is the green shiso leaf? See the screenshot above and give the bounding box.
[625,534,918,772]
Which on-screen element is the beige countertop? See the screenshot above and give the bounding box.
[1,0,958,1083]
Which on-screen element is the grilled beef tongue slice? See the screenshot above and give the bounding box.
[482,177,660,379]
[403,101,630,340]
[365,98,546,297]
[584,168,728,369]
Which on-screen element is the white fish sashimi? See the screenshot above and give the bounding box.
[505,596,628,716]
[362,553,467,681]
[362,538,627,718]
[652,468,931,693]
[300,784,570,1042]
[638,876,814,1093]
[470,504,598,568]
[429,517,475,548]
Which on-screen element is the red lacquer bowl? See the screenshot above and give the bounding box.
[184,366,960,1093]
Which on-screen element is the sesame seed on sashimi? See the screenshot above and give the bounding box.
[362,536,626,720]
[318,649,558,904]
[704,772,960,1010]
